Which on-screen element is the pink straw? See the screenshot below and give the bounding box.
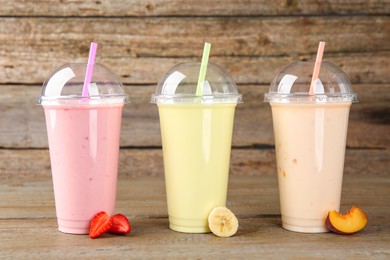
[309,41,326,95]
[82,42,98,97]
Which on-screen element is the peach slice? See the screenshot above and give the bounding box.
[325,206,368,234]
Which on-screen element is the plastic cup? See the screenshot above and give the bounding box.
[264,61,358,233]
[151,62,242,233]
[36,63,128,234]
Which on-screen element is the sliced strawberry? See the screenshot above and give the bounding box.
[109,214,131,235]
[89,211,114,239]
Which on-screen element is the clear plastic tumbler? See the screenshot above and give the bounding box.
[152,62,242,233]
[265,61,357,233]
[37,63,128,234]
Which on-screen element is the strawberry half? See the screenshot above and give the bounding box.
[89,211,114,239]
[109,214,131,235]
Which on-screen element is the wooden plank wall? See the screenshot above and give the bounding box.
[0,0,389,178]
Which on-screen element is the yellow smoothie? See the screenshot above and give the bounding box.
[270,102,352,233]
[158,103,237,233]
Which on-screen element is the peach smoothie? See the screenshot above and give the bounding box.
[270,102,352,233]
[265,60,357,233]
[158,103,236,233]
[44,103,124,234]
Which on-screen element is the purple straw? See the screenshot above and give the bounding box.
[82,42,98,97]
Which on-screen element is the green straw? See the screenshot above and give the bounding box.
[196,42,211,96]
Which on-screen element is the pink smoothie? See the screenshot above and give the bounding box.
[44,103,124,234]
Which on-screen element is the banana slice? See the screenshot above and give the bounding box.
[208,207,239,237]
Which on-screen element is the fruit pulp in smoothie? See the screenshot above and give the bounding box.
[270,102,351,233]
[44,103,124,234]
[158,103,236,233]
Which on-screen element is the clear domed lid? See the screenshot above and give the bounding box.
[264,61,357,103]
[36,63,129,105]
[151,62,242,104]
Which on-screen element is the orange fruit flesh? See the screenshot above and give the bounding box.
[327,206,368,234]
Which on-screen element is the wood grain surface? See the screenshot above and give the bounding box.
[0,2,388,152]
[0,16,388,85]
[1,148,389,181]
[1,0,390,16]
[0,84,388,149]
[1,175,389,258]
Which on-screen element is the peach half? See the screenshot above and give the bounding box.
[325,206,368,235]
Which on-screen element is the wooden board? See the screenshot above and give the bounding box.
[1,175,389,258]
[0,17,389,84]
[1,148,388,181]
[1,0,389,16]
[0,84,388,149]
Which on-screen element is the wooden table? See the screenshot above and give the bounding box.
[1,150,389,258]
